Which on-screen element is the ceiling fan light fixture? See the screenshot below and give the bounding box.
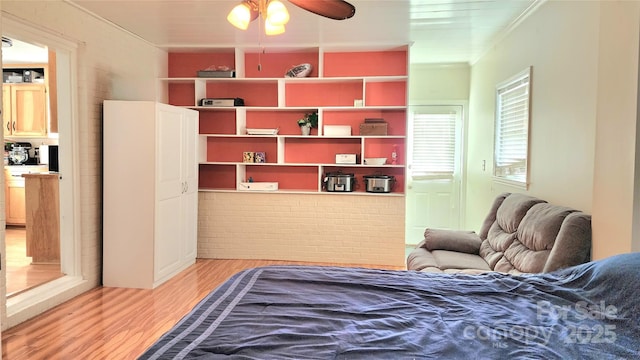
[266,0,290,26]
[228,0,353,35]
[265,19,285,35]
[2,36,13,48]
[227,2,253,30]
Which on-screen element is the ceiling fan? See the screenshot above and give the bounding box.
[227,0,356,35]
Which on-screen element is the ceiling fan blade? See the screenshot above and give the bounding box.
[287,0,356,20]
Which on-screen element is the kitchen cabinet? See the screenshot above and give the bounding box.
[5,173,26,225]
[103,100,199,289]
[4,57,58,136]
[4,165,48,225]
[3,83,47,137]
[161,46,408,195]
[23,173,60,264]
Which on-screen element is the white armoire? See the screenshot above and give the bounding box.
[103,100,199,289]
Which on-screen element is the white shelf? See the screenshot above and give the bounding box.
[198,161,404,168]
[159,75,407,83]
[200,134,406,139]
[186,105,406,111]
[197,188,406,197]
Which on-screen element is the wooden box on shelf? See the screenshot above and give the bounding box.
[359,118,388,136]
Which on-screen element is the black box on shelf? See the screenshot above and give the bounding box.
[199,98,245,107]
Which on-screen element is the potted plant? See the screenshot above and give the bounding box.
[297,111,318,135]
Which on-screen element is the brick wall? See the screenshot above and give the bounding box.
[198,192,406,267]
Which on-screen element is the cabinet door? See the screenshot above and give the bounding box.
[3,86,11,135]
[6,180,26,225]
[181,110,198,262]
[11,84,47,137]
[154,105,184,282]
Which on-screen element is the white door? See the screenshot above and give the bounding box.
[181,109,199,262]
[405,105,464,245]
[155,105,184,281]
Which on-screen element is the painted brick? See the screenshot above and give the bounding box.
[197,192,406,267]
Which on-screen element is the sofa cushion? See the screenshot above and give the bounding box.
[406,245,439,271]
[431,250,492,271]
[479,240,504,269]
[481,194,547,269]
[423,228,482,254]
[478,193,509,240]
[543,212,592,272]
[495,193,546,233]
[495,243,551,273]
[497,203,577,273]
[486,225,518,253]
[517,203,575,250]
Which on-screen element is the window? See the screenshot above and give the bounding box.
[494,67,531,186]
[411,107,459,178]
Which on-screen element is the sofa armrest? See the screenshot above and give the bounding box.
[543,212,592,272]
[422,228,483,254]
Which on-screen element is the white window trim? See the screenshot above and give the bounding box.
[493,66,531,189]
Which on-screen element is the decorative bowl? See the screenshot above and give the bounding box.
[364,157,387,165]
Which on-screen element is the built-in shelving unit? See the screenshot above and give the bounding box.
[161,45,408,195]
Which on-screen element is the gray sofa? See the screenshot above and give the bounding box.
[406,192,592,274]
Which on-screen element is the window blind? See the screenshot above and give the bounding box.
[494,68,530,183]
[412,111,456,177]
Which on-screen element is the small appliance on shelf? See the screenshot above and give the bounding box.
[363,174,395,193]
[7,142,32,165]
[323,172,355,192]
[199,98,245,107]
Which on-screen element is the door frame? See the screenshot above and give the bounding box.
[2,14,83,325]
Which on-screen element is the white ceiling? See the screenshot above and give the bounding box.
[2,38,48,64]
[63,0,540,64]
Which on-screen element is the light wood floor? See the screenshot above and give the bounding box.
[1,258,405,359]
[5,226,63,297]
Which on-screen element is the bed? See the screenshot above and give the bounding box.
[139,253,640,359]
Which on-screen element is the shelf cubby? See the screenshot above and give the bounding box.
[244,165,318,191]
[199,164,236,190]
[284,138,361,164]
[205,137,277,163]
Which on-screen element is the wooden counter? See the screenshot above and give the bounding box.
[22,173,60,264]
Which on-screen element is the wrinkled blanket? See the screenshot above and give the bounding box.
[140,253,640,359]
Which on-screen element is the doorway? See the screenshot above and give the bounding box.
[2,17,81,323]
[405,105,465,245]
[2,37,62,297]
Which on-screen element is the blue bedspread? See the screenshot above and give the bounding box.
[139,253,640,359]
